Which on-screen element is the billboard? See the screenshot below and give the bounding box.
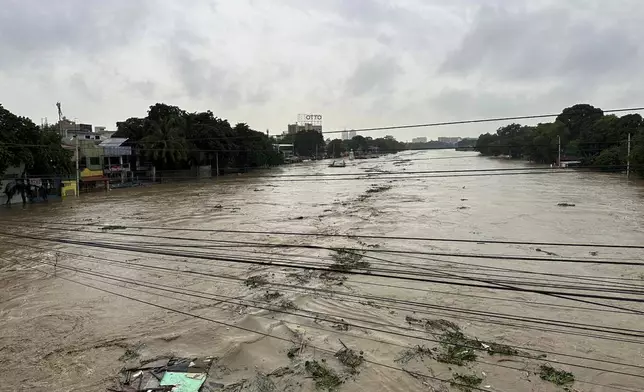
[297,113,322,126]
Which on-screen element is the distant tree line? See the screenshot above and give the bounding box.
[0,104,73,179]
[474,104,644,174]
[113,103,283,171]
[325,135,407,158]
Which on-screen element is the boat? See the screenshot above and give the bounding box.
[328,160,346,168]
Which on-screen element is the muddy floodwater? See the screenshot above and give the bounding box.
[1,150,643,392]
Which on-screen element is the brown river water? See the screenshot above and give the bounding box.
[0,150,643,392]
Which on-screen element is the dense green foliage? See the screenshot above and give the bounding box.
[280,129,325,157]
[475,104,644,173]
[113,103,282,170]
[0,104,73,178]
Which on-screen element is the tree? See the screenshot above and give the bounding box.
[293,130,324,157]
[326,139,346,158]
[141,116,189,167]
[556,104,604,141]
[0,104,72,178]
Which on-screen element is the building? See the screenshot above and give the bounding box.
[348,130,357,139]
[287,122,322,134]
[95,126,115,139]
[56,119,94,138]
[437,136,462,145]
[412,137,428,143]
[341,130,349,140]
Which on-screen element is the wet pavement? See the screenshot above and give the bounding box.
[1,150,643,391]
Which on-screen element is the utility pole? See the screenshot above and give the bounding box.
[557,135,561,168]
[215,153,219,179]
[75,136,80,197]
[627,133,631,180]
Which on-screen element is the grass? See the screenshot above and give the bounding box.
[539,364,575,386]
[244,275,269,288]
[450,373,484,392]
[305,360,343,391]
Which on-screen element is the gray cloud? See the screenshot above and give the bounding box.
[0,0,153,70]
[440,5,642,82]
[346,56,402,96]
[1,1,643,139]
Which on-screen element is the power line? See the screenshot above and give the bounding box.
[23,219,643,251]
[322,106,644,135]
[3,231,643,306]
[11,255,644,380]
[4,234,635,318]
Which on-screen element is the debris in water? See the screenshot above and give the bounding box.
[278,299,298,310]
[557,202,576,207]
[394,345,434,364]
[365,185,392,194]
[335,340,364,374]
[331,319,349,331]
[110,356,213,392]
[330,248,370,272]
[539,364,575,386]
[269,367,294,377]
[450,373,484,392]
[101,225,127,231]
[244,275,269,289]
[589,251,598,256]
[304,360,343,391]
[263,291,282,301]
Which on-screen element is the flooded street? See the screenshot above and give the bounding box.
[1,150,643,392]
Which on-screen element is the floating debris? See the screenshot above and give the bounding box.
[394,345,434,364]
[305,360,343,391]
[436,331,478,365]
[365,185,392,194]
[101,225,127,231]
[539,364,575,386]
[244,275,269,289]
[263,291,282,301]
[557,202,576,207]
[335,341,364,374]
[110,356,213,392]
[450,373,484,392]
[278,299,298,310]
[330,248,370,272]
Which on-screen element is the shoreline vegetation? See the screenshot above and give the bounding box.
[473,103,644,176]
[2,102,644,183]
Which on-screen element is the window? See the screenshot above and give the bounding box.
[89,157,100,166]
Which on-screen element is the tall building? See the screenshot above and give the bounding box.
[412,137,428,143]
[341,130,349,140]
[348,130,357,139]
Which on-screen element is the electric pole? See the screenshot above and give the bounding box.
[627,133,631,180]
[557,135,561,168]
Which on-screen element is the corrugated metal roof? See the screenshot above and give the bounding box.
[99,138,129,147]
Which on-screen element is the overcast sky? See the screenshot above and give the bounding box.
[2,0,643,141]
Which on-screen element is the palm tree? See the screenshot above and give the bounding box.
[141,116,188,166]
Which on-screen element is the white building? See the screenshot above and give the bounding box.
[348,130,357,139]
[412,137,428,143]
[438,137,462,145]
